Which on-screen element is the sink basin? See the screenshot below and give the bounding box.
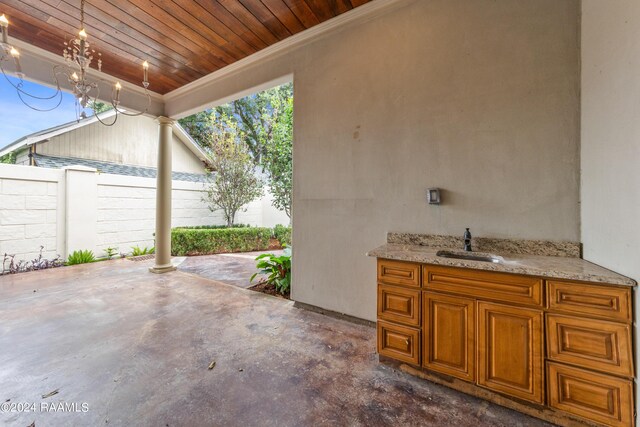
[436,250,503,264]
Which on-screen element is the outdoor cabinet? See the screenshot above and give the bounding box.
[375,258,635,427]
[476,301,544,404]
[422,292,475,382]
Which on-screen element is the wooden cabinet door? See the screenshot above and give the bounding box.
[423,292,475,382]
[477,302,544,403]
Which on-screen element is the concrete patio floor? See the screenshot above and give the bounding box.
[177,250,284,288]
[0,259,552,427]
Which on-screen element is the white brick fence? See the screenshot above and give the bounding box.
[0,163,288,264]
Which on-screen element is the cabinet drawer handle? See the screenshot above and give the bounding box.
[405,338,410,346]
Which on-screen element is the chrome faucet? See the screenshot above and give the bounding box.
[463,228,472,251]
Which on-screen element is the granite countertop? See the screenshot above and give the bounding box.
[367,234,636,287]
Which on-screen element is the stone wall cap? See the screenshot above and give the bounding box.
[62,165,98,172]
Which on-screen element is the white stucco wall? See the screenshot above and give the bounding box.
[167,0,581,321]
[581,0,640,291]
[0,165,60,262]
[581,1,640,421]
[95,174,216,254]
[1,164,286,266]
[94,174,285,255]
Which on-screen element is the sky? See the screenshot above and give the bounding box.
[0,75,78,149]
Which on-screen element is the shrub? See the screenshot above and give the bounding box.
[2,246,63,275]
[67,250,95,265]
[273,224,291,246]
[250,246,292,294]
[131,246,155,256]
[105,247,118,259]
[172,227,272,256]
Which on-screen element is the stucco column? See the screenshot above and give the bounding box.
[63,165,98,259]
[150,116,177,274]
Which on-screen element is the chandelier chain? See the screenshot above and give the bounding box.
[80,0,85,31]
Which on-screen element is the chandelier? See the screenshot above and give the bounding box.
[0,0,151,126]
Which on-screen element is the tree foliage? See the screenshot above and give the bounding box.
[0,152,16,164]
[89,101,112,114]
[217,83,293,164]
[261,95,292,217]
[202,113,263,227]
[179,82,293,220]
[178,110,214,151]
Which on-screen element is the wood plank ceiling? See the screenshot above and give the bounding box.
[0,0,373,94]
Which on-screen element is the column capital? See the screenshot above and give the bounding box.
[156,116,176,125]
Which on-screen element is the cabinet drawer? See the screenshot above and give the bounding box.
[378,259,421,288]
[377,320,420,365]
[547,314,633,378]
[547,281,632,322]
[547,362,634,427]
[377,284,421,327]
[424,265,543,307]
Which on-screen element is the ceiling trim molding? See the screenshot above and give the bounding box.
[163,0,411,104]
[167,74,293,119]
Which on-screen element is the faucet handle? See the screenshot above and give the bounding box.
[463,228,472,251]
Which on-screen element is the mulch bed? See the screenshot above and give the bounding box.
[248,281,290,300]
[267,238,283,251]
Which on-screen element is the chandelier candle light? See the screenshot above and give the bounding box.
[0,0,152,126]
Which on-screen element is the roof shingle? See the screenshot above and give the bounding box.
[33,154,206,183]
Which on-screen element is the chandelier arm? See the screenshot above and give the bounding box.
[93,110,118,127]
[113,89,152,117]
[0,63,64,101]
[113,107,145,117]
[89,76,150,117]
[15,87,63,112]
[84,86,117,126]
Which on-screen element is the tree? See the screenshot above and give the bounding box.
[0,152,16,164]
[219,83,293,218]
[202,113,263,226]
[179,83,293,219]
[178,110,215,150]
[89,100,112,114]
[261,95,292,218]
[226,82,293,163]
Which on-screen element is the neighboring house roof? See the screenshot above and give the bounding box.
[172,122,211,165]
[33,154,206,183]
[0,110,210,165]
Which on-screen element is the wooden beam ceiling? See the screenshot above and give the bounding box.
[0,0,373,94]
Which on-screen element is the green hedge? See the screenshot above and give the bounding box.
[172,227,272,256]
[273,224,291,246]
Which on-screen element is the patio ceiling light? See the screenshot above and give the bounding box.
[0,0,151,126]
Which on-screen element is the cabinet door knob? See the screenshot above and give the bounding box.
[405,338,410,346]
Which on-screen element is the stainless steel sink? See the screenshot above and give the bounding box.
[436,250,503,264]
